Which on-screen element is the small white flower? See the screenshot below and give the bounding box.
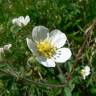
[26,26,72,67]
[0,48,4,54]
[0,44,12,53]
[4,44,12,51]
[0,44,12,62]
[12,16,30,27]
[80,66,90,79]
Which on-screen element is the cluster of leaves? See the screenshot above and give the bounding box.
[0,0,96,96]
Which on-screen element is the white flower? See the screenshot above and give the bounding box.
[0,48,4,54]
[26,26,72,67]
[3,44,12,51]
[0,44,12,62]
[0,44,12,53]
[80,66,90,79]
[12,16,30,27]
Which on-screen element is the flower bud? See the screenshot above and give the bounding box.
[28,56,36,64]
[3,44,12,51]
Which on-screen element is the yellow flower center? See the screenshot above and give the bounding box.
[80,69,85,75]
[36,39,55,58]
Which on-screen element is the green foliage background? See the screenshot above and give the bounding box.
[0,0,96,96]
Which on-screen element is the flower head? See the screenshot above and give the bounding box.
[0,44,12,62]
[80,66,90,79]
[0,44,12,53]
[26,26,72,67]
[0,48,4,54]
[12,16,30,27]
[4,44,12,51]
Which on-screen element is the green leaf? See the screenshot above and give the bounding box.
[64,87,72,96]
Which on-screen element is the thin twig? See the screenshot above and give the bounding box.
[72,19,96,70]
[0,69,16,77]
[23,78,66,88]
[0,68,66,88]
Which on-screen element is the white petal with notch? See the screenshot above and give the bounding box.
[24,16,30,25]
[49,29,67,48]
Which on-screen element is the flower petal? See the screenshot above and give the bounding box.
[16,16,24,26]
[85,71,90,76]
[53,48,72,63]
[32,26,49,41]
[49,29,67,48]
[4,44,12,51]
[24,16,30,26]
[0,48,4,54]
[12,18,18,24]
[18,16,24,23]
[26,38,37,55]
[36,56,55,67]
[84,66,90,72]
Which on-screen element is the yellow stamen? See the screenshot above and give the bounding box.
[80,69,85,75]
[36,39,55,58]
